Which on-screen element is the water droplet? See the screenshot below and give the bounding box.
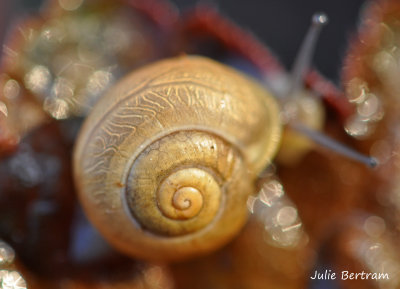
[3,79,20,100]
[24,65,51,95]
[0,270,27,289]
[0,241,15,265]
[58,0,84,11]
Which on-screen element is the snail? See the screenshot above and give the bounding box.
[73,13,379,262]
[73,55,282,261]
[1,0,397,287]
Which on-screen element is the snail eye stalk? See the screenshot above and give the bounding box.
[292,123,378,168]
[287,12,328,100]
[279,12,377,168]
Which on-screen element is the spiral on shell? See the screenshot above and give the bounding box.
[73,56,281,260]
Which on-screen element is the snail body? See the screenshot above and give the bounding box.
[74,56,281,260]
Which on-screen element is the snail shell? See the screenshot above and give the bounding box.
[73,56,281,260]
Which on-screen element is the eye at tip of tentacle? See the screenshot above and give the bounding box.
[312,12,328,26]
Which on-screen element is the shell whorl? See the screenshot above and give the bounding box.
[158,171,209,221]
[126,130,241,237]
[73,56,281,260]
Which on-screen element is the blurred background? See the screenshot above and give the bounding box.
[1,0,367,83]
[0,1,375,289]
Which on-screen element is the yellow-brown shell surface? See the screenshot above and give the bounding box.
[73,56,281,260]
